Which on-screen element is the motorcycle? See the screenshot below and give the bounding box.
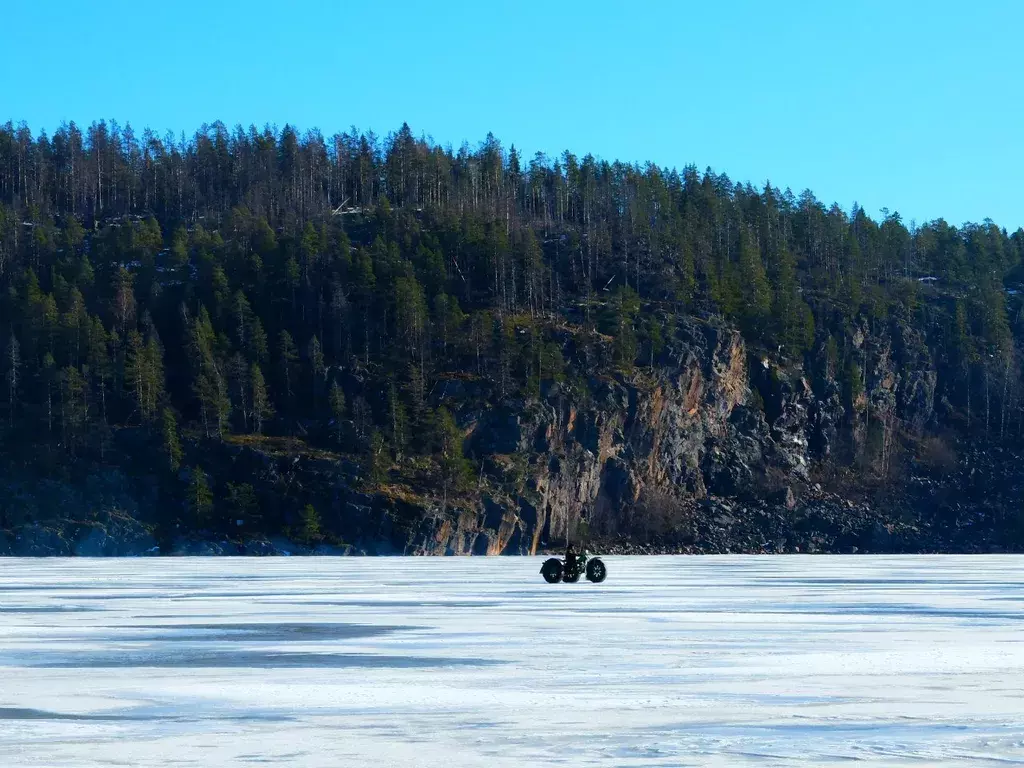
[540,549,607,583]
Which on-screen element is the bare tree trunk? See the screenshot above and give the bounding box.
[99,383,107,460]
[984,364,991,437]
[1001,354,1012,440]
[7,333,18,426]
[966,365,971,430]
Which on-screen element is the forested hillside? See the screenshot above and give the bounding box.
[1,120,1022,555]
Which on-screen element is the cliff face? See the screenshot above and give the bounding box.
[368,314,1019,556]
[2,314,1020,557]
[467,319,759,551]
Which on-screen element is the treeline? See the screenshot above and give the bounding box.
[1,119,1022,535]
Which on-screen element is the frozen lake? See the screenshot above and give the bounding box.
[2,556,1024,766]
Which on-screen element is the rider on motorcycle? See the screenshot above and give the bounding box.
[564,542,578,576]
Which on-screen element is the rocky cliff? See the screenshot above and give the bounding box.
[363,313,1021,556]
[2,313,1021,557]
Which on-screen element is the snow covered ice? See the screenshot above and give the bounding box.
[2,555,1024,767]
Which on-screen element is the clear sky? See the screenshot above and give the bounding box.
[3,0,1021,230]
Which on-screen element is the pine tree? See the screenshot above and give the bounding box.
[980,282,1013,437]
[191,306,230,438]
[248,317,268,363]
[59,286,87,366]
[125,327,165,423]
[232,290,252,352]
[519,229,545,315]
[98,326,119,455]
[125,330,146,421]
[277,330,298,414]
[368,429,389,484]
[307,335,325,408]
[469,311,493,376]
[297,503,321,544]
[250,364,273,434]
[188,466,214,528]
[710,259,742,319]
[229,352,250,431]
[226,482,258,528]
[951,298,978,422]
[676,239,696,306]
[196,368,230,438]
[433,293,466,358]
[738,228,771,332]
[433,407,471,497]
[403,361,427,443]
[982,282,1012,359]
[610,286,640,370]
[112,266,136,338]
[58,365,87,453]
[772,245,814,354]
[169,225,189,276]
[42,352,56,437]
[351,395,372,441]
[387,381,408,459]
[41,293,58,356]
[144,329,165,419]
[841,228,864,319]
[162,407,183,472]
[641,315,665,368]
[328,380,346,444]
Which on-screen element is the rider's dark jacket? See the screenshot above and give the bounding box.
[564,545,577,574]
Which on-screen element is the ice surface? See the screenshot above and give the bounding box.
[1,555,1024,766]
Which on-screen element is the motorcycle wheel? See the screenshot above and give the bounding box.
[541,558,563,583]
[562,569,581,583]
[586,558,607,583]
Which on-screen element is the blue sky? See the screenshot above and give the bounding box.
[3,0,1021,229]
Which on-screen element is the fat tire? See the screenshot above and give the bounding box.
[586,558,607,583]
[541,558,563,584]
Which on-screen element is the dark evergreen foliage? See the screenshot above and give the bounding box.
[0,118,1022,544]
